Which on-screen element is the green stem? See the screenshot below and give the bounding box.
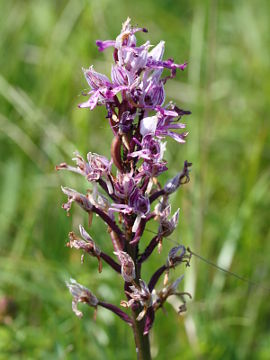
[126,234,152,360]
[131,309,151,360]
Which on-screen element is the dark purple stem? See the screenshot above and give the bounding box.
[99,301,133,326]
[148,265,167,292]
[138,235,159,264]
[100,252,121,273]
[92,205,125,247]
[130,218,146,246]
[143,307,155,335]
[149,189,165,204]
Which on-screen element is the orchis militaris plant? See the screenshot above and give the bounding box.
[57,18,192,360]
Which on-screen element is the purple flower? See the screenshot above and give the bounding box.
[129,134,166,163]
[143,78,165,107]
[79,65,129,110]
[96,39,116,52]
[81,18,187,116]
[57,152,113,195]
[129,188,150,232]
[141,159,168,178]
[113,171,136,199]
[140,105,190,143]
[118,111,135,134]
[146,57,187,72]
[129,188,150,215]
[86,153,113,194]
[83,66,111,90]
[110,186,150,232]
[111,65,130,86]
[148,41,165,61]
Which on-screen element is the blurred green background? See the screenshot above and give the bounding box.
[0,0,269,359]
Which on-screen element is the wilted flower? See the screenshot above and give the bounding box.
[66,279,99,318]
[114,250,136,283]
[155,204,180,238]
[61,186,93,214]
[67,225,102,271]
[164,245,187,285]
[153,276,187,312]
[122,279,152,319]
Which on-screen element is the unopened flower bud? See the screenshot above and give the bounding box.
[166,245,186,268]
[164,161,191,195]
[160,208,180,237]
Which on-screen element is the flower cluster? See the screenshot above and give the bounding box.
[58,18,192,343]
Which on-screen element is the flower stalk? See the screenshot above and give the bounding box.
[58,18,192,359]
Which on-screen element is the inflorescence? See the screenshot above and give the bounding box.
[57,18,192,337]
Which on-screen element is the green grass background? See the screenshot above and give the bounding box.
[0,0,269,359]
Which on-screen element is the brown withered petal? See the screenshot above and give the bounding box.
[61,186,93,213]
[79,225,101,256]
[66,279,99,318]
[114,250,135,282]
[67,227,102,272]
